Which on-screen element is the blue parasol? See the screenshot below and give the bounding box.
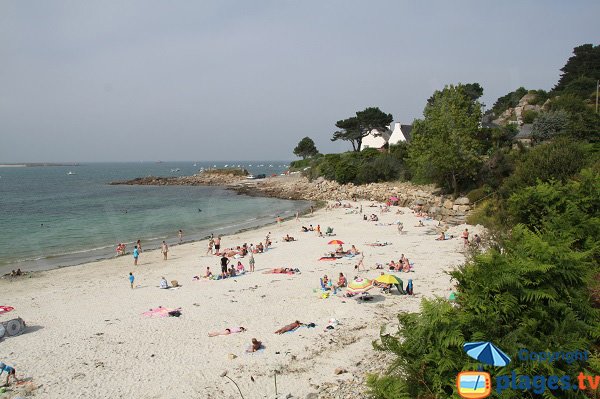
[463,341,511,367]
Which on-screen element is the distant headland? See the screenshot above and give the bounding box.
[0,163,80,168]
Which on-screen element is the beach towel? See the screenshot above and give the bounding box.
[319,257,340,261]
[142,307,181,318]
[0,306,14,315]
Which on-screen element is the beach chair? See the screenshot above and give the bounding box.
[325,227,335,236]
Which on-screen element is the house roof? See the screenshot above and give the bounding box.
[400,125,413,141]
[514,124,533,139]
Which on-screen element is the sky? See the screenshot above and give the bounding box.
[1,1,598,162]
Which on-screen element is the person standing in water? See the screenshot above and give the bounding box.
[178,230,183,243]
[161,241,169,260]
[136,239,142,253]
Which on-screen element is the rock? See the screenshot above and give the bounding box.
[443,199,454,209]
[228,353,237,360]
[458,205,471,212]
[334,367,347,375]
[454,197,470,205]
[305,394,318,399]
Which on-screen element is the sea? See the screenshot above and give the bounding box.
[0,161,309,275]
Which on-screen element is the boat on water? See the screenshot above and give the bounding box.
[170,168,181,172]
[67,171,76,175]
[193,163,197,167]
[245,174,256,180]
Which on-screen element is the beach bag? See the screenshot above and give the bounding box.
[171,280,179,287]
[406,279,414,295]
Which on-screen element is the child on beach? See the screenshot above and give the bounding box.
[133,246,139,265]
[128,272,134,289]
[136,240,142,253]
[161,241,169,260]
[249,253,255,272]
[246,338,262,353]
[0,362,17,386]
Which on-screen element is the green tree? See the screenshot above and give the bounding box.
[293,136,319,159]
[553,44,600,93]
[531,110,569,142]
[331,107,393,152]
[408,84,483,195]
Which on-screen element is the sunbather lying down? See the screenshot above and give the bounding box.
[266,268,299,274]
[208,326,247,337]
[274,321,303,334]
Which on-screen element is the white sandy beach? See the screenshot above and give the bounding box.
[0,202,482,399]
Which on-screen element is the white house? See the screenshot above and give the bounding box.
[388,122,413,144]
[361,122,412,150]
[361,128,391,150]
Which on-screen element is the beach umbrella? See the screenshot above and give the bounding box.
[0,306,14,315]
[347,278,373,294]
[463,342,511,367]
[375,274,401,285]
[328,240,344,245]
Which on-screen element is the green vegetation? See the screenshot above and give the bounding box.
[360,44,600,398]
[293,137,319,159]
[408,84,483,195]
[491,87,528,116]
[203,168,248,176]
[331,107,394,152]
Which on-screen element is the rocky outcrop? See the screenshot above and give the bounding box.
[233,175,472,225]
[111,171,472,225]
[110,170,248,186]
[493,93,544,126]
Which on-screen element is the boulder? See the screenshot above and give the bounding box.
[454,197,470,205]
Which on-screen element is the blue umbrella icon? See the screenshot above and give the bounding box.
[463,342,511,367]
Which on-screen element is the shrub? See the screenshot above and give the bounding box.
[521,109,539,124]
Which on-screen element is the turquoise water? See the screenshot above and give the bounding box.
[0,162,308,274]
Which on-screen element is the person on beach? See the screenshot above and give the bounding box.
[128,272,134,289]
[133,245,139,266]
[276,215,282,225]
[205,267,213,278]
[159,277,169,289]
[178,229,183,243]
[136,240,142,253]
[310,206,314,214]
[208,326,246,337]
[214,236,221,255]
[338,273,347,287]
[161,241,169,260]
[246,338,262,353]
[462,228,469,246]
[354,252,365,271]
[0,362,17,386]
[295,211,299,221]
[220,255,230,278]
[249,253,255,272]
[275,321,303,334]
[207,237,214,255]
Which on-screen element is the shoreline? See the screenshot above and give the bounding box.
[1,198,314,277]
